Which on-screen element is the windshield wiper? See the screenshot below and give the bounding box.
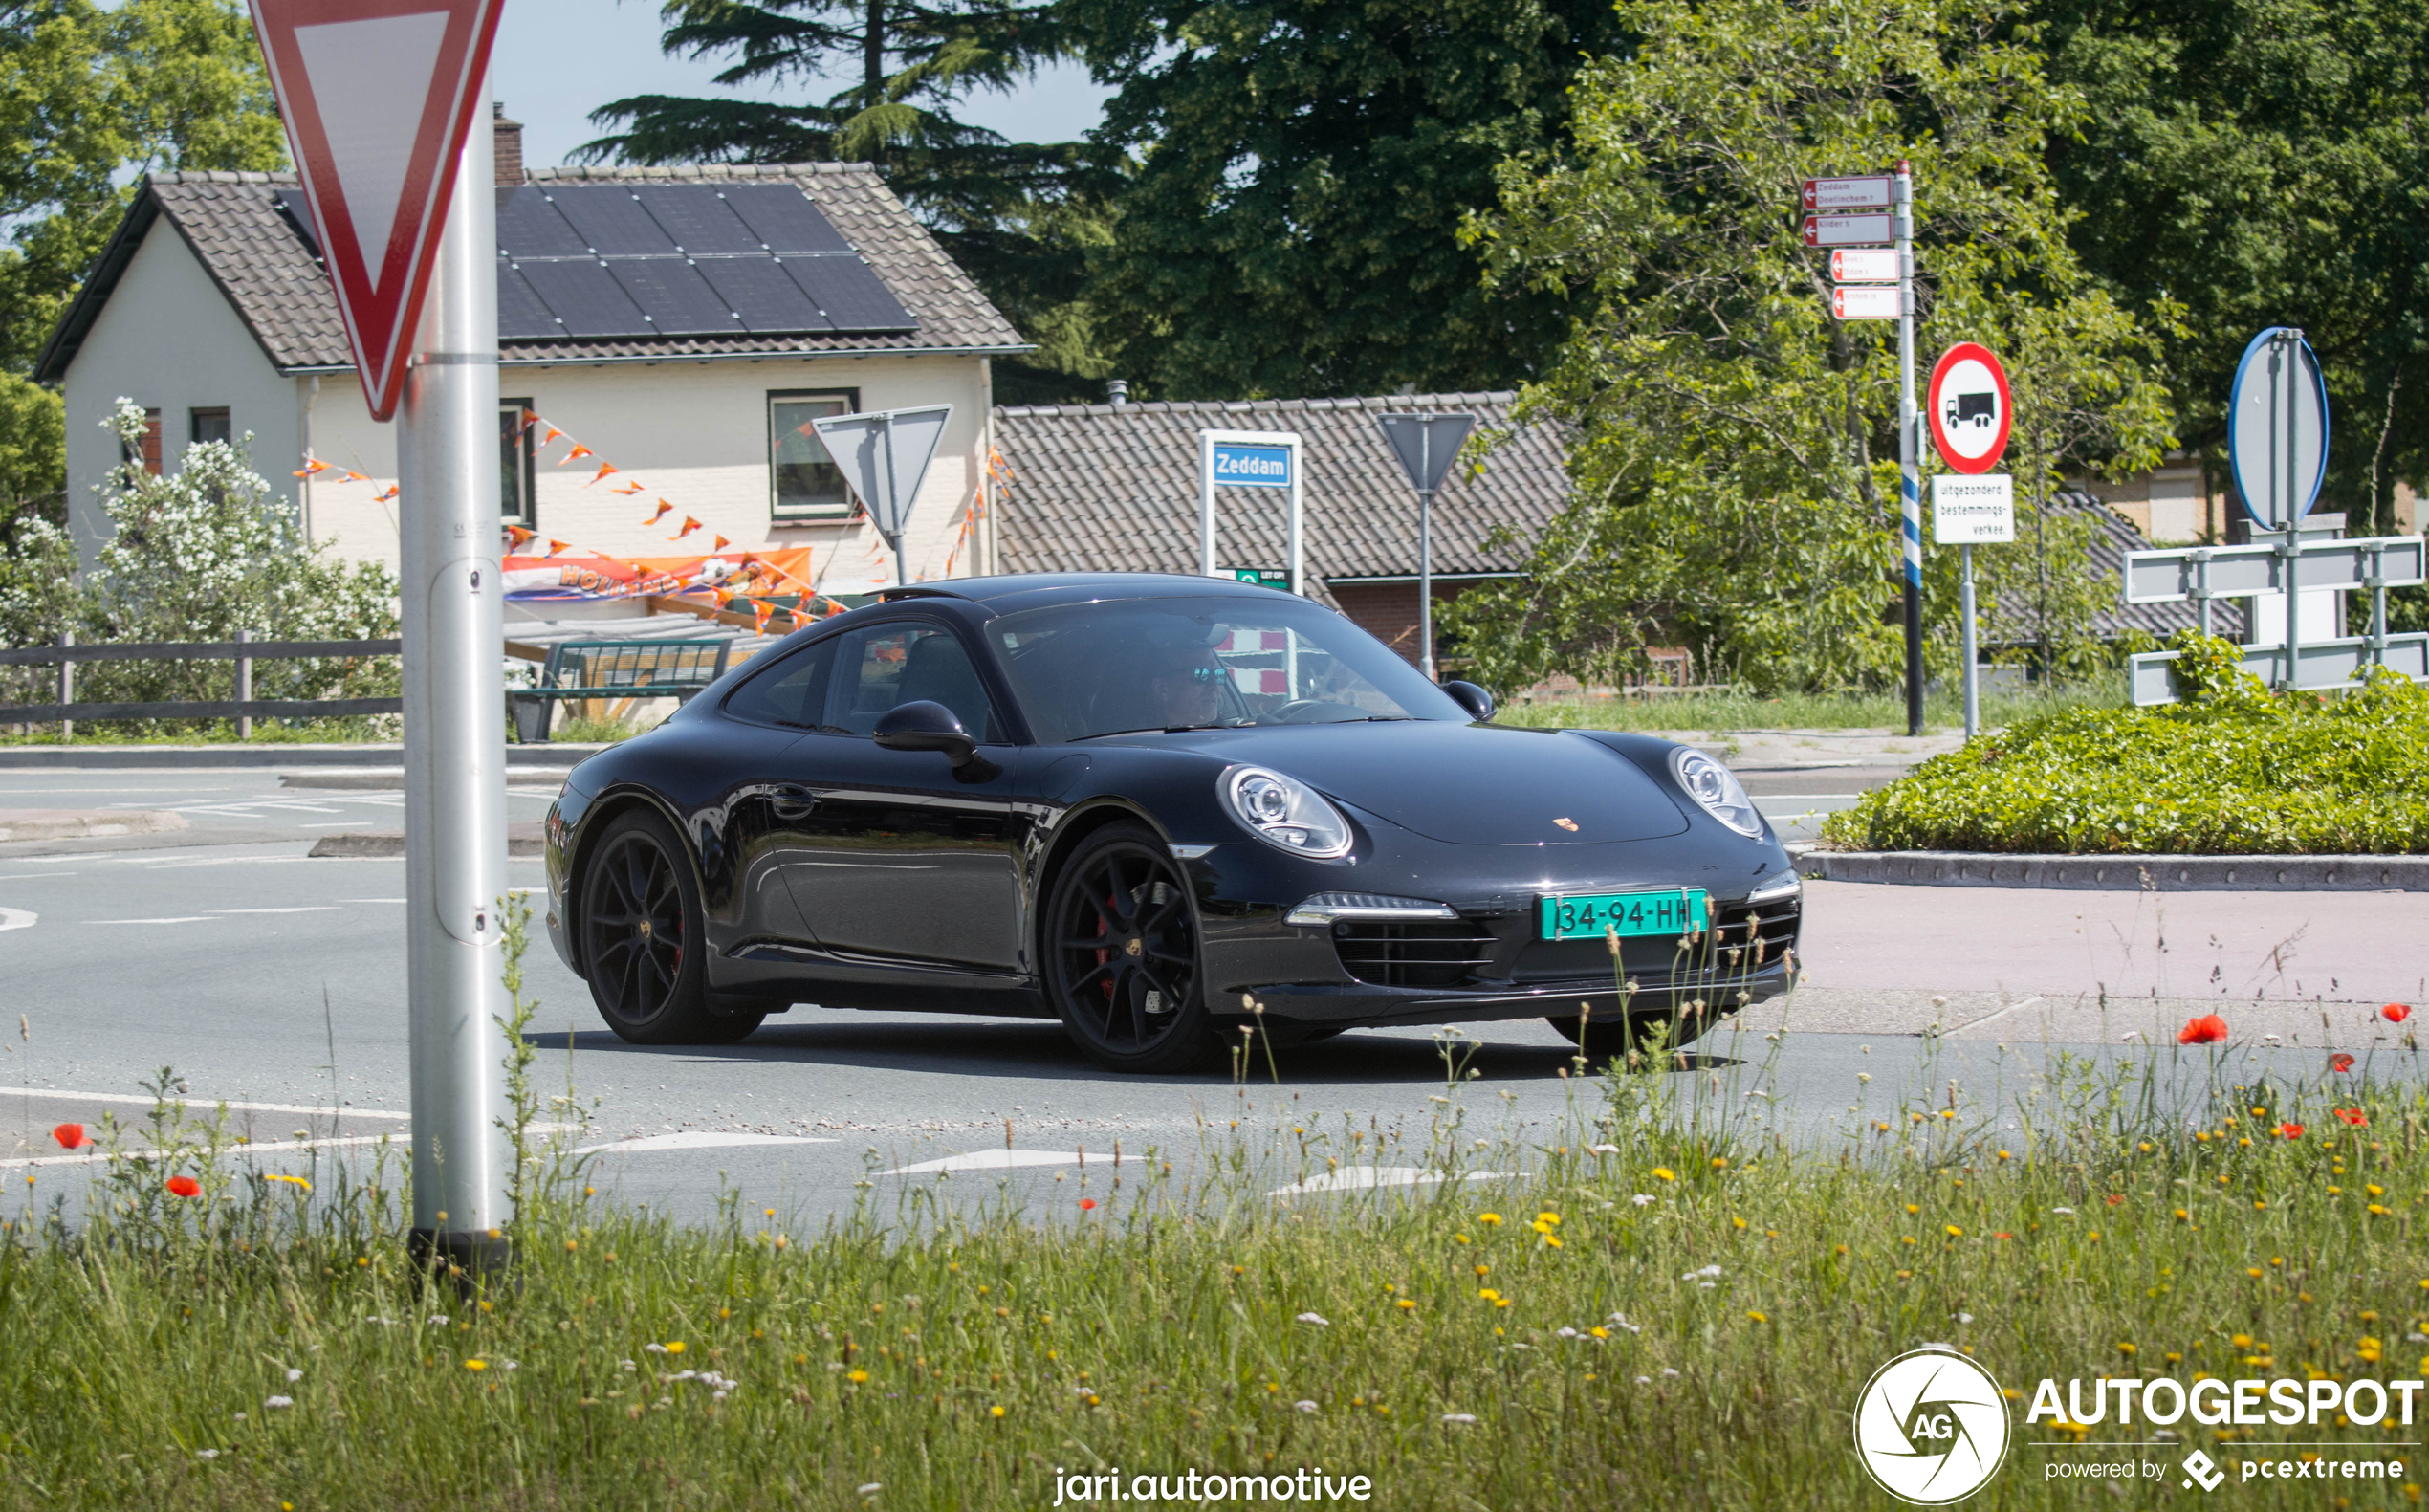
[1075,723,1233,740]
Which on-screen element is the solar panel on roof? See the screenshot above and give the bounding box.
[548,187,679,256]
[494,186,588,258]
[782,254,916,333]
[631,186,763,253]
[721,185,856,254]
[496,264,562,340]
[694,257,833,335]
[603,259,745,337]
[514,260,654,339]
[273,187,321,259]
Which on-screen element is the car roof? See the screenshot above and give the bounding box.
[876,572,1292,614]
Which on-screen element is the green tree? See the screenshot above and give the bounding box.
[1063,0,1626,400]
[1442,0,2175,697]
[2038,0,2429,535]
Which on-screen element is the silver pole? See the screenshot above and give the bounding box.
[2279,331,2301,689]
[1894,161,1922,736]
[879,414,906,588]
[1959,543,1978,738]
[1417,488,1435,681]
[1198,435,1216,578]
[1287,441,1304,598]
[234,627,252,740]
[56,629,72,743]
[398,103,511,1277]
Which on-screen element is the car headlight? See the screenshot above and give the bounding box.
[1220,765,1354,859]
[1669,746,1763,838]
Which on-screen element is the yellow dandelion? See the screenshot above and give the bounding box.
[990,1405,1006,1418]
[465,1359,488,1371]
[1945,1225,1963,1238]
[1651,1169,1675,1182]
[665,1341,685,1354]
[2117,1343,2137,1357]
[1905,1203,1921,1216]
[1477,1213,1503,1225]
[1394,1299,1417,1311]
[1747,1310,1767,1324]
[847,1370,869,1383]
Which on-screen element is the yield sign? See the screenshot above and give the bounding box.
[249,0,505,422]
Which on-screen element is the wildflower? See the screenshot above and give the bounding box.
[847,1370,868,1383]
[990,1406,1006,1418]
[1944,1225,1963,1238]
[2051,1206,2074,1216]
[859,1484,883,1496]
[2386,1003,2413,1023]
[1294,1400,1318,1414]
[1477,1289,1499,1302]
[51,1123,87,1150]
[1296,1313,1329,1326]
[2335,1109,2369,1127]
[2178,1014,2229,1045]
[264,1395,293,1408]
[1681,1264,1722,1282]
[2279,1123,2305,1139]
[1077,1198,1096,1211]
[2106,1194,2124,1207]
[1905,1204,1921,1216]
[645,1344,669,1354]
[165,1175,201,1198]
[1651,1169,1675,1182]
[1747,1311,1768,1324]
[1394,1299,1416,1311]
[1711,1155,1728,1169]
[1441,1413,1477,1424]
[464,1360,487,1372]
[1631,1194,1655,1207]
[665,1342,686,1354]
[1477,1212,1502,1225]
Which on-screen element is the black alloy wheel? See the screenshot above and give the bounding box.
[580,809,762,1045]
[1044,826,1214,1073]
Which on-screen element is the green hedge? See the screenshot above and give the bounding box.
[1819,635,2429,855]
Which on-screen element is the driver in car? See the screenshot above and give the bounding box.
[1148,644,1229,729]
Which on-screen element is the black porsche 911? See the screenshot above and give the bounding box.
[542,573,1802,1073]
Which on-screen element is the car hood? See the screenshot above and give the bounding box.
[1101,721,1690,845]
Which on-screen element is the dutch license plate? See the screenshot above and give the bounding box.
[1538,888,1708,942]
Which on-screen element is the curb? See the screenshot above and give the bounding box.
[310,822,545,859]
[0,809,187,843]
[0,743,607,770]
[1799,849,2429,891]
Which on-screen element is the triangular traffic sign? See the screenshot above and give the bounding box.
[249,0,505,422]
[1376,412,1476,495]
[812,405,954,542]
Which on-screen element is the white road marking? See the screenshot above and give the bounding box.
[86,916,213,925]
[0,1085,409,1118]
[0,1131,405,1170]
[0,873,77,881]
[0,786,232,794]
[890,1148,1105,1174]
[576,1131,842,1155]
[0,907,33,931]
[342,897,406,903]
[208,907,340,915]
[1267,1166,1508,1196]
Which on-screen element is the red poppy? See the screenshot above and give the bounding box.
[1078,1198,1097,1211]
[164,1175,201,1197]
[2384,1002,2413,1023]
[2105,1194,2125,1207]
[2177,1014,2229,1045]
[51,1122,87,1150]
[2277,1123,2305,1139]
[1992,1232,2013,1240]
[2330,1054,2355,1074]
[2332,1108,2368,1127]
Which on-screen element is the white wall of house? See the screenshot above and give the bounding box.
[61,220,304,564]
[299,352,994,594]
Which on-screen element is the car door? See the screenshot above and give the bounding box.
[697,633,842,949]
[780,617,1027,972]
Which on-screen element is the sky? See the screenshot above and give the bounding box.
[490,0,1114,170]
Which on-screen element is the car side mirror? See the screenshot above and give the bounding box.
[1442,680,1496,723]
[873,699,997,778]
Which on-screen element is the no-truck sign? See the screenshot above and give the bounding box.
[1926,342,2012,474]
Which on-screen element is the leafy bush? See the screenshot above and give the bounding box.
[1821,633,2429,854]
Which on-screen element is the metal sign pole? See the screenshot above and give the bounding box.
[1198,435,1217,578]
[878,413,907,588]
[399,103,510,1276]
[2278,331,2301,684]
[1417,488,1436,681]
[1287,440,1304,598]
[1894,160,1922,736]
[1959,543,1978,737]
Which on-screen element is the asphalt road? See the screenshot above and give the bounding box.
[0,765,2415,1231]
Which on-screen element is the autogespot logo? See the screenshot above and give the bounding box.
[1855,1348,2013,1504]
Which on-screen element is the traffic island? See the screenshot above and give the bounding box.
[1800,849,2429,891]
[0,808,187,843]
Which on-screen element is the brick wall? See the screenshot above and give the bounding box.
[1330,580,1478,668]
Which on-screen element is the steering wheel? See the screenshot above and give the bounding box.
[1268,699,1362,725]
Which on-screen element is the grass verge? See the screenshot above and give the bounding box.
[3,1019,2425,1510]
[1502,676,2124,734]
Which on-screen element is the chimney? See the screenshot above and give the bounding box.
[1106,378,1128,409]
[492,101,525,185]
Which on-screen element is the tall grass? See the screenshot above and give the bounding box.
[1,1008,2421,1510]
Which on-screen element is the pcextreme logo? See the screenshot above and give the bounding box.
[1854,1348,2012,1504]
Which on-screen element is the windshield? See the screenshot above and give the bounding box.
[991,594,1471,744]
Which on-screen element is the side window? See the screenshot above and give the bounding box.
[823,623,999,741]
[722,637,838,730]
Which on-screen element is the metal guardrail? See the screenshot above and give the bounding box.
[0,633,401,736]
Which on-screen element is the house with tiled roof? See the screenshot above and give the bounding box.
[992,391,1570,664]
[35,108,1029,593]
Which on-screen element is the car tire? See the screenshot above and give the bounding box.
[580,807,763,1045]
[1043,823,1219,1074]
[1543,1010,1712,1063]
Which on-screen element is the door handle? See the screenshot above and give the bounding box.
[771,784,820,814]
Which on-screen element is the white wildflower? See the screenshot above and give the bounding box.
[1294,1400,1318,1414]
[1295,1312,1330,1326]
[263,1396,292,1410]
[1631,1194,1656,1207]
[1440,1413,1477,1425]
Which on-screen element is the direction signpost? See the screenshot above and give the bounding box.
[1926,341,2014,738]
[249,0,510,1273]
[1374,413,1475,681]
[2124,326,2429,702]
[811,405,953,589]
[1198,429,1305,600]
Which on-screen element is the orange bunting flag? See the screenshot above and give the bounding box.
[584,462,619,487]
[560,442,593,464]
[712,587,735,606]
[672,515,703,538]
[506,525,536,548]
[643,501,673,525]
[520,407,540,432]
[292,457,329,477]
[545,539,571,557]
[711,535,731,552]
[538,425,563,448]
[373,486,399,502]
[752,601,775,632]
[612,480,646,495]
[340,470,370,484]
